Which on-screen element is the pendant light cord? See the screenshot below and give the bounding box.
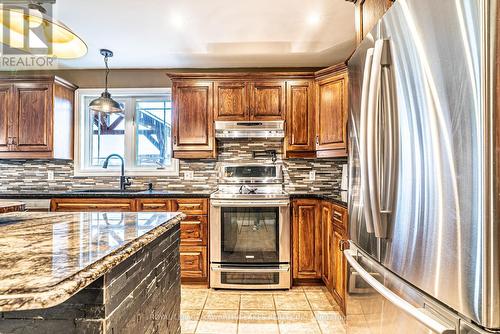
[104,55,110,94]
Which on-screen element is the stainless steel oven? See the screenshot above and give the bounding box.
[210,164,291,289]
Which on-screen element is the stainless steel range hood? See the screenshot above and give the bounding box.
[215,121,285,140]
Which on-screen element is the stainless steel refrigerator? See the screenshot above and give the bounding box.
[346,0,499,333]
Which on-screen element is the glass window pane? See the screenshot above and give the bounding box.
[85,96,126,168]
[135,97,172,167]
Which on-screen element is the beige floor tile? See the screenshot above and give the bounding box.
[277,310,322,334]
[302,285,327,292]
[305,291,338,310]
[195,309,239,334]
[182,290,208,310]
[240,294,275,310]
[238,310,279,334]
[204,292,240,310]
[344,314,372,334]
[274,292,310,310]
[346,299,364,315]
[314,310,347,333]
[180,309,202,334]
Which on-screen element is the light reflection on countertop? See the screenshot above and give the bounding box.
[0,211,185,312]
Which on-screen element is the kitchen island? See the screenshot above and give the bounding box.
[0,211,185,333]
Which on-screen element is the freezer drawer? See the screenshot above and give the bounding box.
[344,245,459,334]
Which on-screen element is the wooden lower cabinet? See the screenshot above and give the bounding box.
[292,199,321,282]
[50,198,136,212]
[180,246,208,281]
[50,197,210,284]
[332,227,347,314]
[292,198,348,313]
[321,201,334,290]
[331,203,348,314]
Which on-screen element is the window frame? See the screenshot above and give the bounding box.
[74,88,179,177]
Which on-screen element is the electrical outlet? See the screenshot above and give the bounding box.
[184,171,194,180]
[47,171,54,181]
[309,171,316,181]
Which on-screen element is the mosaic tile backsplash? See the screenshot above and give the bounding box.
[0,141,346,198]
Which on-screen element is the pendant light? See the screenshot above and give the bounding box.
[0,2,87,59]
[89,49,124,114]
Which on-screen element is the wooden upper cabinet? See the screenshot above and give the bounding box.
[0,76,76,159]
[315,67,348,158]
[12,82,53,152]
[172,81,215,159]
[0,84,11,152]
[292,199,321,281]
[355,0,395,43]
[249,81,285,120]
[285,80,315,157]
[214,81,248,120]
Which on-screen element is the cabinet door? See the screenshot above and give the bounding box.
[214,81,248,120]
[0,84,11,152]
[180,245,207,280]
[249,81,285,120]
[332,228,347,313]
[292,199,321,280]
[172,81,215,158]
[316,72,348,157]
[286,80,315,155]
[355,0,394,43]
[321,202,334,290]
[11,82,53,152]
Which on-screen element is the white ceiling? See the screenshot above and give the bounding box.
[54,0,356,69]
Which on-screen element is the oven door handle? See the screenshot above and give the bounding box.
[210,200,290,208]
[211,264,290,273]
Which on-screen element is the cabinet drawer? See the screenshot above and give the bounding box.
[136,199,171,211]
[332,205,347,232]
[180,215,207,245]
[171,199,208,215]
[50,199,135,212]
[180,246,207,279]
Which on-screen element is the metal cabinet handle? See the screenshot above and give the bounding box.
[344,249,456,334]
[211,264,289,273]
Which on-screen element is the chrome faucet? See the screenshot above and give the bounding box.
[102,154,132,191]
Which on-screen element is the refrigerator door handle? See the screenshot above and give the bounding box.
[366,39,385,238]
[359,47,375,234]
[380,40,399,234]
[344,249,456,334]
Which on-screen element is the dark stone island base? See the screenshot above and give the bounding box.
[0,224,181,334]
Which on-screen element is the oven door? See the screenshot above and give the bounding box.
[210,199,290,264]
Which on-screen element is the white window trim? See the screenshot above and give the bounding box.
[74,88,179,177]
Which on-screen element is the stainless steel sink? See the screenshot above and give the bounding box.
[70,189,146,193]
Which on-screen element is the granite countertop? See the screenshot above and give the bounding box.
[0,211,185,312]
[0,190,347,207]
[289,194,347,207]
[0,190,213,199]
[0,202,25,209]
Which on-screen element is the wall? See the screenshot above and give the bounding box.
[0,141,345,200]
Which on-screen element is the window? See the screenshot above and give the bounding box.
[75,88,178,176]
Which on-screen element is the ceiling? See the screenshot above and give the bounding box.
[53,0,356,69]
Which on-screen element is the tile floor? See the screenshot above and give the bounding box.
[181,285,369,334]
